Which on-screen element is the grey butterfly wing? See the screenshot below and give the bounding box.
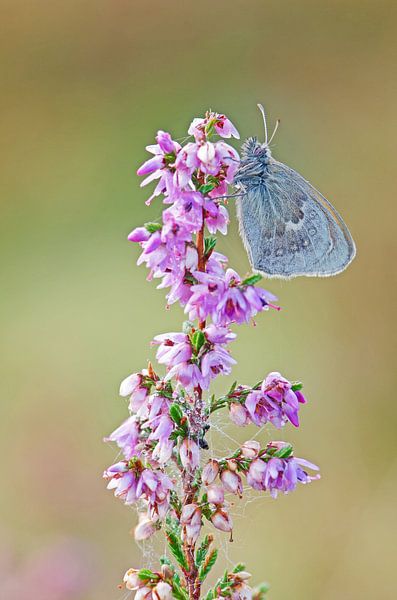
[236,159,356,278]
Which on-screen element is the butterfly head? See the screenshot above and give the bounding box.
[241,136,272,163]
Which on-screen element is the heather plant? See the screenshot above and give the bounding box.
[104,112,320,600]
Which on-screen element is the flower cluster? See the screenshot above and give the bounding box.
[202,440,319,506]
[226,371,307,429]
[104,459,173,519]
[153,324,236,391]
[104,111,319,599]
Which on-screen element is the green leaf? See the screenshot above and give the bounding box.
[144,222,162,233]
[172,581,189,600]
[291,381,303,391]
[201,504,213,520]
[138,568,158,581]
[191,329,206,353]
[254,582,271,598]
[204,236,217,256]
[169,403,184,425]
[191,467,202,490]
[241,273,262,286]
[165,527,189,572]
[169,491,182,514]
[227,382,237,397]
[195,534,212,568]
[232,563,246,573]
[199,183,217,195]
[199,548,218,582]
[273,444,293,459]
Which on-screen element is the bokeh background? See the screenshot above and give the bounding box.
[1,1,396,598]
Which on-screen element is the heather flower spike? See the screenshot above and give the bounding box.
[104,110,320,599]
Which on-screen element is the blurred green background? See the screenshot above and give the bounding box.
[1,1,396,598]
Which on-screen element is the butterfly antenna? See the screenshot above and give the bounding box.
[257,103,268,145]
[268,118,280,145]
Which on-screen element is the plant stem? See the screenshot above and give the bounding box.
[181,208,207,600]
[197,216,206,332]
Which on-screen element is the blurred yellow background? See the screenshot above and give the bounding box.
[1,1,396,598]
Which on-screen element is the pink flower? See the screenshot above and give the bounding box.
[186,268,278,326]
[204,199,229,235]
[149,415,175,464]
[137,131,181,204]
[246,446,320,498]
[174,142,200,188]
[188,113,240,141]
[202,459,219,485]
[181,503,202,544]
[128,226,152,242]
[104,416,141,459]
[207,485,225,505]
[240,440,260,459]
[213,114,240,139]
[179,438,200,470]
[162,192,204,239]
[119,372,150,412]
[211,508,233,532]
[124,568,145,590]
[153,582,173,600]
[197,141,216,164]
[165,362,208,391]
[104,462,174,518]
[134,517,157,542]
[229,402,250,427]
[153,333,192,367]
[245,372,306,429]
[201,346,236,382]
[220,469,243,496]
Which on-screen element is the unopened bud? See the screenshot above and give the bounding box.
[207,485,225,505]
[241,440,260,459]
[153,581,173,600]
[202,459,219,485]
[211,508,233,532]
[160,564,174,580]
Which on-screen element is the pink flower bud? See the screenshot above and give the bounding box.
[247,458,267,487]
[134,517,157,541]
[229,402,250,426]
[119,373,142,397]
[241,440,261,459]
[226,459,238,472]
[123,568,142,590]
[181,503,202,544]
[211,508,233,532]
[202,460,219,485]
[160,564,174,580]
[220,469,243,496]
[197,142,216,163]
[136,587,153,600]
[179,438,200,470]
[233,571,252,582]
[206,485,225,505]
[128,227,151,243]
[156,130,175,154]
[137,155,164,176]
[153,581,173,600]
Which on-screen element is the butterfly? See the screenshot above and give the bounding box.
[233,104,356,279]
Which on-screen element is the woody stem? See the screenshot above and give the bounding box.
[181,208,207,600]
